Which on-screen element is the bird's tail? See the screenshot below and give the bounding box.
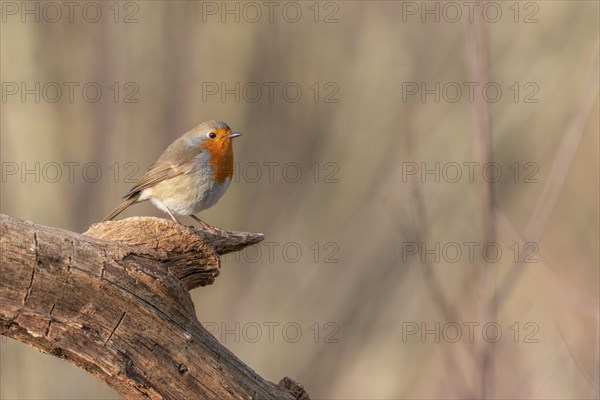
[102,195,139,222]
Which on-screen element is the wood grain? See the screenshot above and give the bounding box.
[0,214,309,400]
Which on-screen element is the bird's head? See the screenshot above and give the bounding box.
[190,120,242,149]
[185,120,241,183]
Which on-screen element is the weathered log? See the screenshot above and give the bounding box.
[0,214,309,400]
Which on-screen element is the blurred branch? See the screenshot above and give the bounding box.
[492,44,600,398]
[465,6,496,398]
[466,3,496,248]
[495,210,598,317]
[0,214,308,400]
[491,43,600,311]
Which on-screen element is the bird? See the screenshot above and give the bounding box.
[103,120,242,226]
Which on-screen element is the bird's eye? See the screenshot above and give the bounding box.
[208,132,217,139]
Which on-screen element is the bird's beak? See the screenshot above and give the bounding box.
[226,132,242,139]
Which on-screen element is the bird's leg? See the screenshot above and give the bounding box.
[164,207,183,224]
[190,214,211,229]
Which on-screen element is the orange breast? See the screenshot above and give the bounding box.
[198,129,234,184]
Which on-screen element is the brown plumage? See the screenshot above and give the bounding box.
[103,120,241,224]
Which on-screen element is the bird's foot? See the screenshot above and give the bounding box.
[190,214,212,230]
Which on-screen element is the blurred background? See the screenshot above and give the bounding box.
[1,1,599,399]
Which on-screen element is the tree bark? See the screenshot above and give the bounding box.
[0,214,309,400]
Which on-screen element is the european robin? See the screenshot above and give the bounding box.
[103,120,242,225]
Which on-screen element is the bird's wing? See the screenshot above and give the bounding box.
[123,141,207,199]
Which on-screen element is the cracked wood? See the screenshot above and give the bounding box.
[0,214,309,400]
